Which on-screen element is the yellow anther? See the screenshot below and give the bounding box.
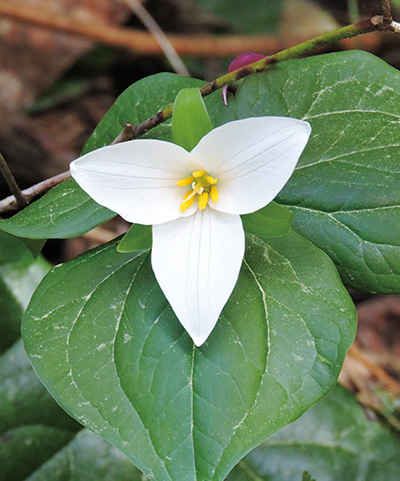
[210,185,219,203]
[180,190,196,212]
[176,176,194,187]
[205,176,218,185]
[177,170,218,212]
[198,192,209,211]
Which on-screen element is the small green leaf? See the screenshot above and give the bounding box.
[301,473,316,481]
[0,231,33,265]
[118,224,152,253]
[228,386,400,481]
[241,202,293,238]
[172,88,213,151]
[23,231,356,481]
[20,238,46,258]
[0,74,206,240]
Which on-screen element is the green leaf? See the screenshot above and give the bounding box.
[0,231,33,265]
[0,233,49,353]
[0,340,79,481]
[241,202,293,238]
[26,430,145,481]
[206,50,400,293]
[0,340,147,481]
[20,238,46,258]
[227,386,400,481]
[301,473,316,481]
[82,73,205,155]
[118,224,152,253]
[0,73,205,240]
[172,88,213,151]
[23,231,356,481]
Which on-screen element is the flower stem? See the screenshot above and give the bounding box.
[115,18,384,142]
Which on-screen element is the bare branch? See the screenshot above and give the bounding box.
[0,171,70,214]
[381,0,393,21]
[0,153,28,209]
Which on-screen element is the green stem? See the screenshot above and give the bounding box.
[116,18,379,142]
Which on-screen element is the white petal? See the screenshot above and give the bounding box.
[152,209,245,346]
[191,117,311,215]
[70,139,203,225]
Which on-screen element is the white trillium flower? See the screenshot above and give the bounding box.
[70,117,311,346]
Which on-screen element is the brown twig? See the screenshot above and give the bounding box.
[124,0,189,75]
[0,153,28,209]
[0,0,294,57]
[0,0,385,57]
[381,0,393,22]
[0,171,70,214]
[348,344,400,397]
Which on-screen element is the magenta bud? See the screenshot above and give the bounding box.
[223,52,266,106]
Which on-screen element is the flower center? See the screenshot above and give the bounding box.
[177,170,219,212]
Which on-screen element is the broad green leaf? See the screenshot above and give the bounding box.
[23,231,356,481]
[0,340,147,481]
[195,0,282,34]
[206,51,400,293]
[227,386,400,481]
[118,224,152,253]
[172,88,213,151]
[0,233,49,353]
[0,73,205,240]
[241,202,293,238]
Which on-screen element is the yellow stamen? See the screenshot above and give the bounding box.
[210,185,219,203]
[205,176,218,185]
[180,190,196,212]
[193,170,206,178]
[198,192,209,211]
[176,176,194,187]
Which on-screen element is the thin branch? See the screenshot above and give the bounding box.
[0,0,294,57]
[0,171,70,214]
[0,153,28,209]
[124,0,189,76]
[113,18,381,143]
[0,0,385,57]
[381,0,393,21]
[0,15,399,213]
[348,344,400,397]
